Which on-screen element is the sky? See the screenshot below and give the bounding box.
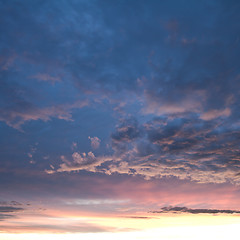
[1,0,240,239]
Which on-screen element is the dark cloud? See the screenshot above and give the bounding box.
[50,112,240,184]
[135,141,157,157]
[151,206,240,214]
[0,205,24,221]
[0,206,23,213]
[111,118,143,143]
[0,0,240,131]
[0,201,22,206]
[0,214,15,221]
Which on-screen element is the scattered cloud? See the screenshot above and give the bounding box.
[47,152,114,174]
[48,114,240,185]
[0,201,22,206]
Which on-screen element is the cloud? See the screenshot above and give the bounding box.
[88,136,101,149]
[0,207,24,213]
[0,205,24,221]
[0,214,16,221]
[0,201,22,206]
[111,118,142,143]
[142,90,205,116]
[200,108,231,120]
[48,113,240,185]
[30,73,61,84]
[0,100,88,130]
[47,152,114,174]
[151,206,240,215]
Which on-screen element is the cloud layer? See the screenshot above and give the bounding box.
[48,114,240,184]
[152,206,240,215]
[0,202,24,221]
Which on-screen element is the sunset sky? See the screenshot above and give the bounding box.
[1,0,240,239]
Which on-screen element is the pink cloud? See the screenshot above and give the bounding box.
[88,136,101,149]
[0,100,88,130]
[142,90,205,116]
[200,108,231,120]
[51,152,114,173]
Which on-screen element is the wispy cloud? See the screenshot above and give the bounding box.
[0,100,88,130]
[0,206,23,213]
[0,204,24,221]
[30,73,61,84]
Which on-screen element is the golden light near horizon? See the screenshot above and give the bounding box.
[1,222,240,240]
[1,213,240,239]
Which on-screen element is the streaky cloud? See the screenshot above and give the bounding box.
[151,206,240,214]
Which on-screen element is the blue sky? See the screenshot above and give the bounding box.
[1,0,240,236]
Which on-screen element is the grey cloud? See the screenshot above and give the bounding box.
[151,206,240,214]
[0,214,15,221]
[135,141,157,157]
[111,118,143,143]
[0,84,88,129]
[0,205,24,221]
[0,201,24,218]
[47,151,114,174]
[0,206,24,212]
[0,201,22,206]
